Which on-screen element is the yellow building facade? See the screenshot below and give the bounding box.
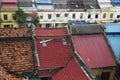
[0,8,18,28]
[100,7,117,23]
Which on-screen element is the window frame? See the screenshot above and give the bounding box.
[103,13,107,19]
[110,13,113,19]
[95,14,99,19]
[3,14,8,20]
[48,14,52,19]
[72,14,76,19]
[88,14,91,19]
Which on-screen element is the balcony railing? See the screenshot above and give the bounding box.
[40,19,68,23]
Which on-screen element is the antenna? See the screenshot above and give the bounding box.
[40,39,53,43]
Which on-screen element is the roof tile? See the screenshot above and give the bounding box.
[0,39,34,71]
[0,65,23,80]
[0,28,31,38]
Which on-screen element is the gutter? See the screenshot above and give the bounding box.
[31,25,40,67]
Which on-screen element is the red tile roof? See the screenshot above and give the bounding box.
[2,0,17,2]
[0,39,34,71]
[0,28,34,71]
[52,58,90,80]
[35,28,69,37]
[72,34,116,68]
[0,65,23,80]
[36,38,72,68]
[27,12,38,17]
[0,28,31,38]
[2,4,17,8]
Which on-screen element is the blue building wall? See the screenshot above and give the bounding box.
[104,23,120,33]
[106,35,120,60]
[104,23,120,60]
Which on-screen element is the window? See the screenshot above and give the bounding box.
[103,13,106,18]
[46,24,50,28]
[4,14,8,20]
[110,13,113,19]
[11,24,13,28]
[41,77,51,80]
[72,14,75,19]
[117,15,120,18]
[101,72,110,80]
[64,14,68,17]
[80,13,83,19]
[56,14,60,17]
[4,25,10,28]
[55,23,58,28]
[88,14,91,19]
[95,14,98,19]
[48,14,51,19]
[40,16,43,19]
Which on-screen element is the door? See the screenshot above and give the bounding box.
[101,72,110,80]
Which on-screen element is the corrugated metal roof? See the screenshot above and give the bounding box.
[97,0,111,3]
[36,0,52,4]
[53,4,68,9]
[111,0,120,3]
[36,38,73,69]
[52,0,68,4]
[84,4,100,9]
[38,70,51,77]
[72,34,116,68]
[69,4,84,9]
[52,58,90,80]
[82,0,97,3]
[68,0,85,9]
[18,2,33,7]
[82,0,100,9]
[69,20,87,26]
[97,0,112,8]
[106,34,120,60]
[37,5,53,9]
[68,0,82,1]
[18,0,33,7]
[35,28,69,37]
[98,4,113,8]
[71,24,103,35]
[104,23,120,33]
[111,0,120,6]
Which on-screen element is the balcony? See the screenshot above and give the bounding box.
[40,19,68,24]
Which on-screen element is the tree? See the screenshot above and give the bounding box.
[32,16,39,27]
[13,8,27,27]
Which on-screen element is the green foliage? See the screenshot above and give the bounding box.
[13,8,27,27]
[32,17,39,27]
